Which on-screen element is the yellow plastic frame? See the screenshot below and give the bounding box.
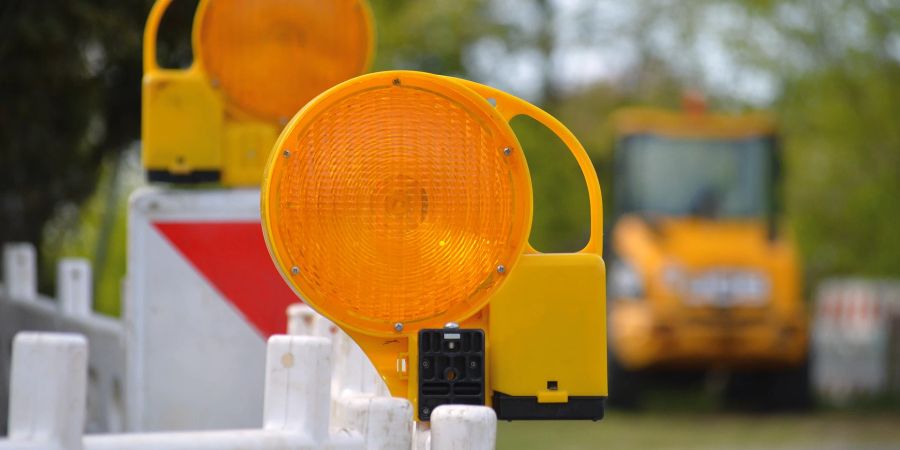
[262,71,606,414]
[451,78,607,407]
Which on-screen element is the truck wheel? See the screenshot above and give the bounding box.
[723,371,767,411]
[607,351,642,409]
[724,359,812,411]
[769,358,813,410]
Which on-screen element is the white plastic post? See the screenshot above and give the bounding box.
[0,331,419,450]
[332,331,390,398]
[333,396,413,450]
[57,259,93,317]
[2,243,37,301]
[287,303,388,398]
[7,332,88,450]
[430,405,497,450]
[413,421,431,450]
[263,335,332,443]
[287,303,319,336]
[313,313,338,340]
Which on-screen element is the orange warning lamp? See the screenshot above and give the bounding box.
[262,71,607,421]
[142,0,373,185]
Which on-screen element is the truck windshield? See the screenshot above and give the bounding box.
[617,135,772,218]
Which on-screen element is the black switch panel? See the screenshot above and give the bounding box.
[417,328,485,421]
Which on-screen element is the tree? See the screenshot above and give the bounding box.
[0,0,195,294]
[0,1,143,283]
[368,0,500,75]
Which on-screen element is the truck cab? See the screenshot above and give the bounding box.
[607,106,809,408]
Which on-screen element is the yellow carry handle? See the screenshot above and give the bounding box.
[449,77,604,256]
[143,0,172,72]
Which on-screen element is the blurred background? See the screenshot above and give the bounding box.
[1,0,899,448]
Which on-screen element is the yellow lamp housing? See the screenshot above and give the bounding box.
[142,0,374,186]
[261,71,607,421]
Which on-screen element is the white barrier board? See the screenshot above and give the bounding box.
[813,279,900,402]
[125,187,298,431]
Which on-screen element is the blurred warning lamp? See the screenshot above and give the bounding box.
[197,0,372,122]
[141,0,373,185]
[263,71,608,422]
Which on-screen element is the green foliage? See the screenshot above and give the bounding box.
[781,62,900,279]
[42,151,138,315]
[721,0,900,280]
[0,0,152,293]
[1,0,194,298]
[368,0,501,74]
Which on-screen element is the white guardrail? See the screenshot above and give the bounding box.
[0,244,126,435]
[0,242,498,449]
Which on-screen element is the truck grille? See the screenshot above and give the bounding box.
[684,269,770,308]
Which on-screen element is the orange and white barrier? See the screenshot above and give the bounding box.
[813,279,900,402]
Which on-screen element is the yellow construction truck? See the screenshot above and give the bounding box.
[607,103,809,409]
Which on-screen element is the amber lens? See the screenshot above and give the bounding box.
[197,0,371,122]
[264,73,532,335]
